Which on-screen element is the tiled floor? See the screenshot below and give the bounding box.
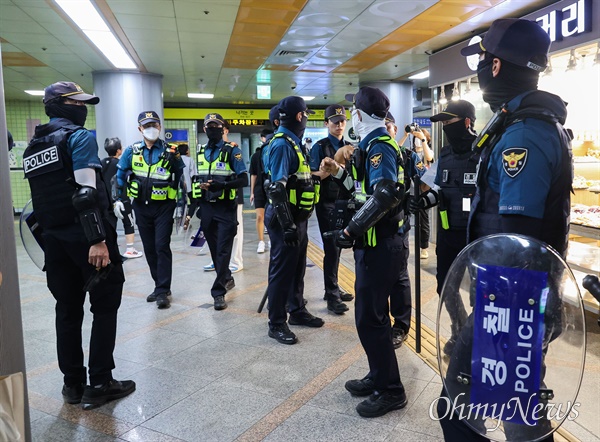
[15,209,600,441]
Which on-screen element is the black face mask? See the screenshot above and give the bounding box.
[205,127,223,144]
[477,53,539,112]
[442,120,476,154]
[281,115,308,140]
[45,102,88,126]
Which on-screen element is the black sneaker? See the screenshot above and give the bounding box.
[148,290,171,303]
[345,376,375,397]
[62,383,84,404]
[81,379,136,410]
[288,310,324,327]
[356,390,408,418]
[326,298,349,315]
[340,290,354,302]
[156,292,171,309]
[268,323,297,345]
[392,326,408,349]
[225,279,235,291]
[214,295,227,310]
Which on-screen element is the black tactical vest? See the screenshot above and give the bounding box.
[23,120,110,229]
[23,122,81,228]
[438,145,480,231]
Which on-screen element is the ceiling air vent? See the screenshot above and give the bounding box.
[276,50,310,58]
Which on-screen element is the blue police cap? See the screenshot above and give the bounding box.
[43,81,99,104]
[138,111,161,125]
[461,18,550,72]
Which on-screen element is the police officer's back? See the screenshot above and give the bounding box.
[22,81,135,409]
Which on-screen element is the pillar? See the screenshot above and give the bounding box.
[363,81,413,138]
[92,71,163,150]
[0,44,31,442]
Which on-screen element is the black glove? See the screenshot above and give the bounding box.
[324,229,354,249]
[408,195,424,214]
[283,224,299,246]
[209,181,225,191]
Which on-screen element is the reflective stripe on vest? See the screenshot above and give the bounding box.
[129,143,177,200]
[192,143,236,200]
[269,132,315,215]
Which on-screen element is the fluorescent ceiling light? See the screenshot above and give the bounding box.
[408,70,429,80]
[257,85,271,99]
[25,90,45,96]
[300,96,315,101]
[55,0,137,70]
[188,93,214,99]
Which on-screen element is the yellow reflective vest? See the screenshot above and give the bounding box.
[128,143,177,201]
[191,142,237,201]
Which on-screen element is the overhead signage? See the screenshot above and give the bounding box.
[535,0,592,42]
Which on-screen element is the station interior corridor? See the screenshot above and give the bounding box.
[15,208,600,442]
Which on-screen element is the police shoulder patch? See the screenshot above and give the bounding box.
[234,153,242,161]
[502,148,528,178]
[415,161,425,170]
[369,153,382,169]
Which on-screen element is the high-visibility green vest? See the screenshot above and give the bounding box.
[191,142,237,201]
[351,135,405,247]
[128,143,177,201]
[266,132,316,220]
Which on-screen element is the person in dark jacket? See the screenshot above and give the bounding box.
[100,137,143,259]
[438,19,572,442]
[22,81,135,409]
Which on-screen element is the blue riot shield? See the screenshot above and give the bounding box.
[437,234,585,441]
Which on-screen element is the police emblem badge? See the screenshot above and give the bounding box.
[369,153,382,169]
[502,148,527,178]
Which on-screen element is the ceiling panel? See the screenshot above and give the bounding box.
[1,0,559,104]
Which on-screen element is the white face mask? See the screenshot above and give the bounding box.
[351,108,386,141]
[142,127,160,141]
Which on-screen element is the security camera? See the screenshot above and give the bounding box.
[323,95,327,100]
[291,81,297,90]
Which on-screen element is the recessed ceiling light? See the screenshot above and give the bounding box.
[54,0,136,69]
[408,70,429,80]
[25,90,45,96]
[300,96,315,101]
[188,93,214,99]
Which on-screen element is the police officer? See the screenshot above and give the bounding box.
[262,96,324,345]
[23,81,135,409]
[309,104,355,315]
[116,111,184,309]
[329,86,407,417]
[192,113,247,310]
[412,100,479,354]
[438,19,572,442]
